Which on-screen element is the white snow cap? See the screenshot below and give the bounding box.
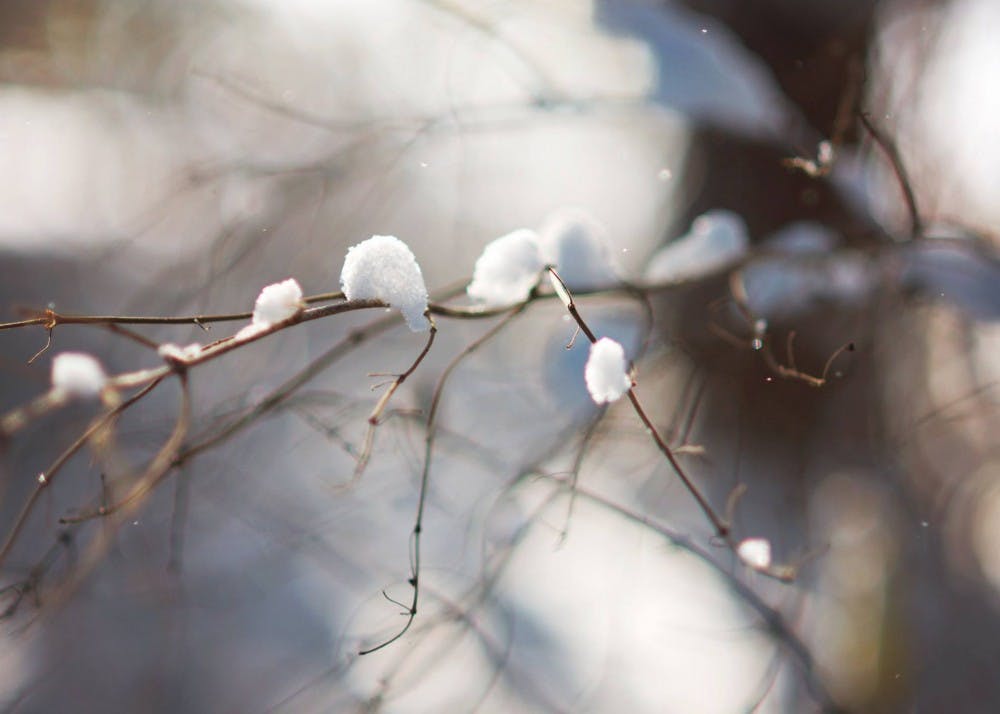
[467,229,545,306]
[157,342,202,362]
[584,337,631,405]
[645,209,749,284]
[539,208,619,289]
[737,537,772,570]
[51,352,107,398]
[252,278,304,327]
[340,235,430,332]
[234,323,267,342]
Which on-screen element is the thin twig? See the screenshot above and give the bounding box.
[548,268,730,537]
[0,377,164,568]
[352,318,439,483]
[359,301,531,655]
[60,373,191,524]
[539,474,842,713]
[0,291,347,332]
[556,414,605,544]
[729,271,855,388]
[858,111,922,239]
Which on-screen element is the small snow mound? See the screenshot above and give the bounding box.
[539,208,619,290]
[252,278,304,327]
[645,209,749,284]
[157,343,202,362]
[234,323,268,342]
[737,538,772,570]
[51,352,107,398]
[584,337,631,405]
[340,235,430,332]
[467,229,545,306]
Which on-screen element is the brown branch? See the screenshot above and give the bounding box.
[539,474,842,713]
[548,268,730,537]
[0,377,165,568]
[859,110,922,239]
[351,318,439,484]
[0,291,347,332]
[60,373,191,524]
[359,300,532,655]
[728,270,856,388]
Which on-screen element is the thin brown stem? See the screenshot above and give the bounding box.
[0,377,164,567]
[359,301,531,655]
[176,315,399,464]
[352,319,438,483]
[539,474,841,713]
[547,268,730,538]
[0,291,347,332]
[859,110,922,239]
[60,373,190,524]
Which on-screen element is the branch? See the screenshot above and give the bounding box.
[359,300,532,655]
[0,377,165,568]
[60,373,191,524]
[548,268,730,538]
[859,111,922,239]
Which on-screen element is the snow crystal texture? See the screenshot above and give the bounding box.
[252,278,304,326]
[467,229,545,306]
[340,235,430,332]
[51,352,107,398]
[584,337,631,404]
[645,209,749,284]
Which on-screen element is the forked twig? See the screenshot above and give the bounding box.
[352,318,438,483]
[548,268,731,538]
[858,110,922,239]
[359,300,532,655]
[59,373,191,524]
[728,271,856,388]
[0,377,165,568]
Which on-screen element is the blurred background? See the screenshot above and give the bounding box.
[0,0,998,712]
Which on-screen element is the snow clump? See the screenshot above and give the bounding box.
[645,209,749,284]
[157,343,203,363]
[584,337,631,405]
[340,235,430,332]
[539,208,620,290]
[252,278,304,327]
[737,538,772,570]
[51,352,107,398]
[466,229,545,306]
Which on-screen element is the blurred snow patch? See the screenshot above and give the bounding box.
[51,352,107,398]
[467,229,545,307]
[494,486,779,712]
[539,208,620,290]
[876,0,1000,234]
[597,0,794,137]
[0,89,187,253]
[644,209,749,284]
[898,242,1000,321]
